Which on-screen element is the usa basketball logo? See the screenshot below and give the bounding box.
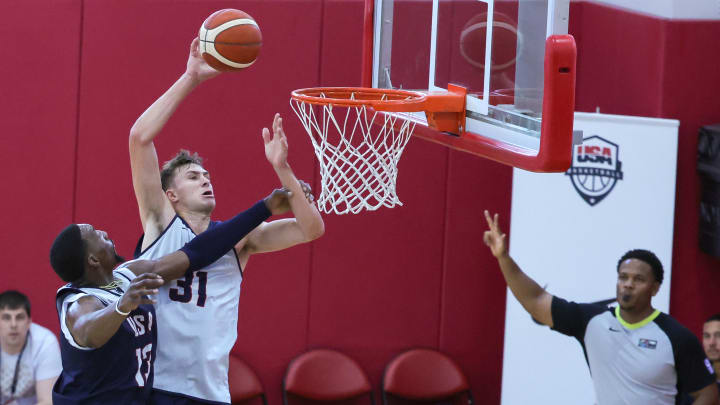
[565,135,624,206]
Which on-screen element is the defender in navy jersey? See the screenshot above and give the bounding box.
[482,211,718,405]
[129,39,324,405]
[48,191,289,405]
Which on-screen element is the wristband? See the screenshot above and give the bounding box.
[115,300,131,316]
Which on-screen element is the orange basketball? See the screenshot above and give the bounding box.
[198,9,262,71]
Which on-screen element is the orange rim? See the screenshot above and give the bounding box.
[291,87,427,112]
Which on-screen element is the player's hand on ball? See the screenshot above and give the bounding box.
[117,273,163,314]
[483,210,508,258]
[186,38,222,83]
[264,187,292,215]
[262,113,289,169]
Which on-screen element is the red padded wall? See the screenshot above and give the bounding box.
[661,20,720,334]
[570,2,666,117]
[441,151,512,404]
[0,0,82,333]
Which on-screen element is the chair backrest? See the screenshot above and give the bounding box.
[283,349,374,404]
[382,349,473,404]
[228,355,267,405]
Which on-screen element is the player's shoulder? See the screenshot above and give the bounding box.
[133,211,195,258]
[653,312,698,343]
[553,295,612,318]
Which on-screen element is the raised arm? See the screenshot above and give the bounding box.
[239,114,325,257]
[483,211,554,327]
[128,38,221,236]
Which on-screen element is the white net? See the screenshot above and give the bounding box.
[290,92,417,215]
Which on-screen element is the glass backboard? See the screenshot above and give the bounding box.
[365,0,579,172]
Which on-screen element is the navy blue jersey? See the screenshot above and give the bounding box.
[53,267,157,405]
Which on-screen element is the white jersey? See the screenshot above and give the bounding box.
[135,215,241,403]
[0,323,61,405]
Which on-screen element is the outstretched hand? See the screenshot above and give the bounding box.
[117,273,163,314]
[262,113,289,169]
[483,210,508,258]
[186,38,222,83]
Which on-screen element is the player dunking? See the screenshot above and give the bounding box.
[129,38,324,404]
[49,188,290,405]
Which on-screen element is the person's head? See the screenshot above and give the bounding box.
[161,150,215,214]
[0,290,31,352]
[50,224,124,283]
[615,249,663,312]
[703,313,720,364]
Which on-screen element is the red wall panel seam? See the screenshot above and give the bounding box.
[436,148,451,348]
[71,0,86,223]
[305,0,327,349]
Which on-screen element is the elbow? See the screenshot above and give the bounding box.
[305,219,325,242]
[129,125,150,147]
[75,329,100,349]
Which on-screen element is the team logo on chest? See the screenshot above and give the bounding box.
[638,338,657,349]
[565,135,624,206]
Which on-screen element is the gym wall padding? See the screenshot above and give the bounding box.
[1,1,719,405]
[0,0,82,331]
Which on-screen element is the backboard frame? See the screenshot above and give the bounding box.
[361,0,578,173]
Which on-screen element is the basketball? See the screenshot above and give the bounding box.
[198,9,262,71]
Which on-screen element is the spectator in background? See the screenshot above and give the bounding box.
[0,290,61,405]
[702,314,720,397]
[682,313,720,404]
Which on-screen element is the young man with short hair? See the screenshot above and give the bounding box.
[702,314,720,391]
[0,290,61,405]
[129,38,324,404]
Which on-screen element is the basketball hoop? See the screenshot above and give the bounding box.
[291,87,465,214]
[290,87,425,214]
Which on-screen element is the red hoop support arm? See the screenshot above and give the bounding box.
[412,35,577,173]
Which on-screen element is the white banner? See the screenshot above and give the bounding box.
[501,112,679,405]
